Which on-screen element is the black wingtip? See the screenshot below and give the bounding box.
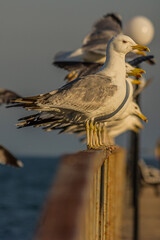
[103,13,122,28]
[129,55,156,67]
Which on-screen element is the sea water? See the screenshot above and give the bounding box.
[0,156,60,240]
[0,156,159,240]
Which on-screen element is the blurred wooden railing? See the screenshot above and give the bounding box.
[34,148,126,240]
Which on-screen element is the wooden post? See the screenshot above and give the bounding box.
[130,82,140,240]
[33,149,126,240]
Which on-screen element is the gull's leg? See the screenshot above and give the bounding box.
[99,123,105,147]
[93,123,96,147]
[98,123,102,146]
[92,122,99,148]
[102,124,106,146]
[97,123,100,146]
[101,123,105,146]
[96,123,113,149]
[86,121,90,149]
[90,120,94,149]
[94,122,99,147]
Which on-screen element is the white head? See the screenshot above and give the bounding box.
[128,102,148,122]
[107,34,150,55]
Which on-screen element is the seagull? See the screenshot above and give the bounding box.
[41,101,146,147]
[12,35,149,149]
[102,112,144,144]
[0,88,21,105]
[40,102,144,145]
[54,13,122,66]
[53,13,154,82]
[0,89,23,167]
[0,145,23,168]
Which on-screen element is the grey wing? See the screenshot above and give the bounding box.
[73,63,102,79]
[82,13,122,54]
[92,13,122,32]
[53,13,122,68]
[37,74,117,113]
[82,31,118,55]
[53,60,97,72]
[0,145,23,167]
[0,89,21,105]
[53,50,84,66]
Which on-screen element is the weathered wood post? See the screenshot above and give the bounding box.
[33,148,126,240]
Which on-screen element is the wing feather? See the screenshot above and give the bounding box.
[36,74,117,113]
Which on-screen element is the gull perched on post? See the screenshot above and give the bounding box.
[39,101,145,148]
[66,115,144,145]
[12,35,149,149]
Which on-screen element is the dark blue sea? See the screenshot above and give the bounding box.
[0,156,159,240]
[0,156,60,240]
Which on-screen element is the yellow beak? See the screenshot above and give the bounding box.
[128,68,146,78]
[136,112,148,122]
[132,44,150,52]
[131,80,141,85]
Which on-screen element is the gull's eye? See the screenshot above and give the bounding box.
[122,40,127,43]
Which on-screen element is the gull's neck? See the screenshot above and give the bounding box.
[100,46,126,84]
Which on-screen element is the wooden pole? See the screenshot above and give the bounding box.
[131,130,140,240]
[130,88,140,240]
[33,149,126,240]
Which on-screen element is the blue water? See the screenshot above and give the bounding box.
[143,157,160,169]
[0,156,159,240]
[0,156,60,240]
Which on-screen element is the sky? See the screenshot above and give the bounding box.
[0,0,160,157]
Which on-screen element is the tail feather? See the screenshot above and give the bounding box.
[11,96,38,104]
[16,111,67,129]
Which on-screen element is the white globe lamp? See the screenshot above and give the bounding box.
[124,16,154,45]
